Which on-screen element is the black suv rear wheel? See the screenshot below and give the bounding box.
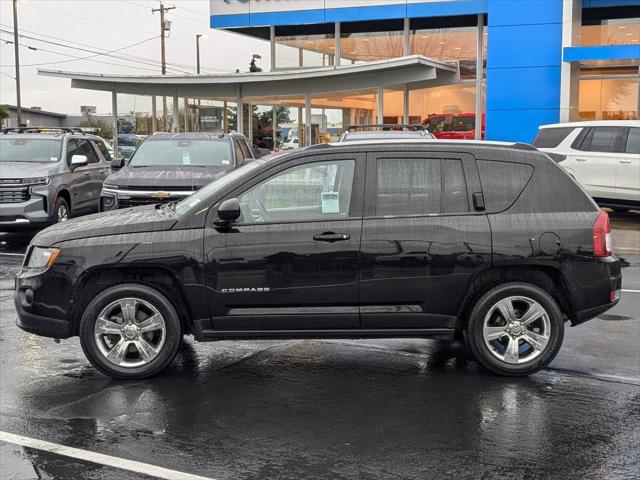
[464,282,564,376]
[79,283,182,379]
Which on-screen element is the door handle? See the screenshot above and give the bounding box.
[313,232,350,242]
[576,158,587,162]
[619,160,632,164]
[83,171,91,176]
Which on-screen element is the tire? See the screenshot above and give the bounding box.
[52,197,70,224]
[464,282,564,376]
[79,283,182,379]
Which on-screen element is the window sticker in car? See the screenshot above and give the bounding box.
[182,152,191,165]
[321,191,339,214]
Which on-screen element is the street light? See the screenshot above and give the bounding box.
[195,34,207,131]
[196,34,207,75]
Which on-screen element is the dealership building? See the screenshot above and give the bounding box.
[44,0,640,146]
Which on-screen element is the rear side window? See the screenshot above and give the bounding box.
[532,127,574,148]
[477,160,534,213]
[575,127,627,153]
[626,127,640,154]
[375,158,468,216]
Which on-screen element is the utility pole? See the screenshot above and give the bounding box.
[12,0,22,127]
[195,34,205,132]
[152,3,175,131]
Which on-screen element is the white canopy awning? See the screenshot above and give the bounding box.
[38,55,460,102]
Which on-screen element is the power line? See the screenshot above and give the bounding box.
[0,23,229,74]
[0,35,159,68]
[0,36,181,73]
[0,28,192,74]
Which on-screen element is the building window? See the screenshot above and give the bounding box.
[340,19,404,63]
[581,7,640,46]
[274,24,336,69]
[410,16,484,79]
[579,74,639,120]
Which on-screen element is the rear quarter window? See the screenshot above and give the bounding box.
[532,127,575,148]
[477,160,534,213]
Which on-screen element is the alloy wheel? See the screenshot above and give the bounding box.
[57,204,69,222]
[482,296,551,365]
[94,297,166,368]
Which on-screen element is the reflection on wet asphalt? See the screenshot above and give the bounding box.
[0,246,639,479]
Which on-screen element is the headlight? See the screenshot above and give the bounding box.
[26,247,61,268]
[102,184,118,191]
[21,177,50,186]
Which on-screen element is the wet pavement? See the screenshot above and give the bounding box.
[0,235,639,479]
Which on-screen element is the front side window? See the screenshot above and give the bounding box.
[129,139,234,168]
[0,138,62,163]
[66,139,79,164]
[238,160,355,224]
[578,127,627,153]
[376,158,469,216]
[94,140,112,161]
[76,139,99,164]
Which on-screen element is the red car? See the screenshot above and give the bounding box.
[423,113,485,140]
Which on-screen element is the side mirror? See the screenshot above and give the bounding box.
[71,154,88,168]
[111,157,125,170]
[214,198,241,227]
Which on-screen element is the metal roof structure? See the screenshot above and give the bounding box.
[38,56,459,101]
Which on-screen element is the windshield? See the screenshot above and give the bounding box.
[175,160,263,216]
[0,138,62,162]
[130,139,234,168]
[118,135,140,147]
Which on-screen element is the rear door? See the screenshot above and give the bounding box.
[616,127,640,203]
[359,150,491,331]
[203,152,365,332]
[569,126,627,200]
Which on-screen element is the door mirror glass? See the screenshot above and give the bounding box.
[70,154,88,167]
[215,198,241,226]
[111,157,125,170]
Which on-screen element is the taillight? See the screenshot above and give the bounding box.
[593,211,612,257]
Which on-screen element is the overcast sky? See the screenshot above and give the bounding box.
[0,0,271,115]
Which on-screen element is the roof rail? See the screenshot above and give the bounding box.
[512,142,537,151]
[343,124,426,132]
[1,126,85,135]
[306,143,332,151]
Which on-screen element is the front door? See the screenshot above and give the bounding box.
[359,151,491,331]
[203,153,365,331]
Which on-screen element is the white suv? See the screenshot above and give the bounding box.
[533,120,639,211]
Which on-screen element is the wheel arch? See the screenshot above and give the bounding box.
[456,264,576,332]
[70,266,193,336]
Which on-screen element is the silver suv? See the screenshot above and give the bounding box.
[0,128,113,231]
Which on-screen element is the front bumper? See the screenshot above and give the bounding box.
[14,265,74,339]
[0,196,50,230]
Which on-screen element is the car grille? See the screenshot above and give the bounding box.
[118,197,173,208]
[0,188,30,204]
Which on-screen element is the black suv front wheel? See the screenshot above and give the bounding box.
[79,284,182,379]
[465,282,564,376]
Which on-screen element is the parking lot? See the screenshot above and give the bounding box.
[0,213,638,480]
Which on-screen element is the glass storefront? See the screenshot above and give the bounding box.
[581,17,640,46]
[410,17,485,79]
[275,30,335,68]
[340,20,404,63]
[579,75,639,120]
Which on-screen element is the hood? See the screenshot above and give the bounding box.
[106,165,229,189]
[32,204,178,246]
[0,162,62,179]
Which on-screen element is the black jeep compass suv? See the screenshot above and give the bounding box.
[15,140,621,379]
